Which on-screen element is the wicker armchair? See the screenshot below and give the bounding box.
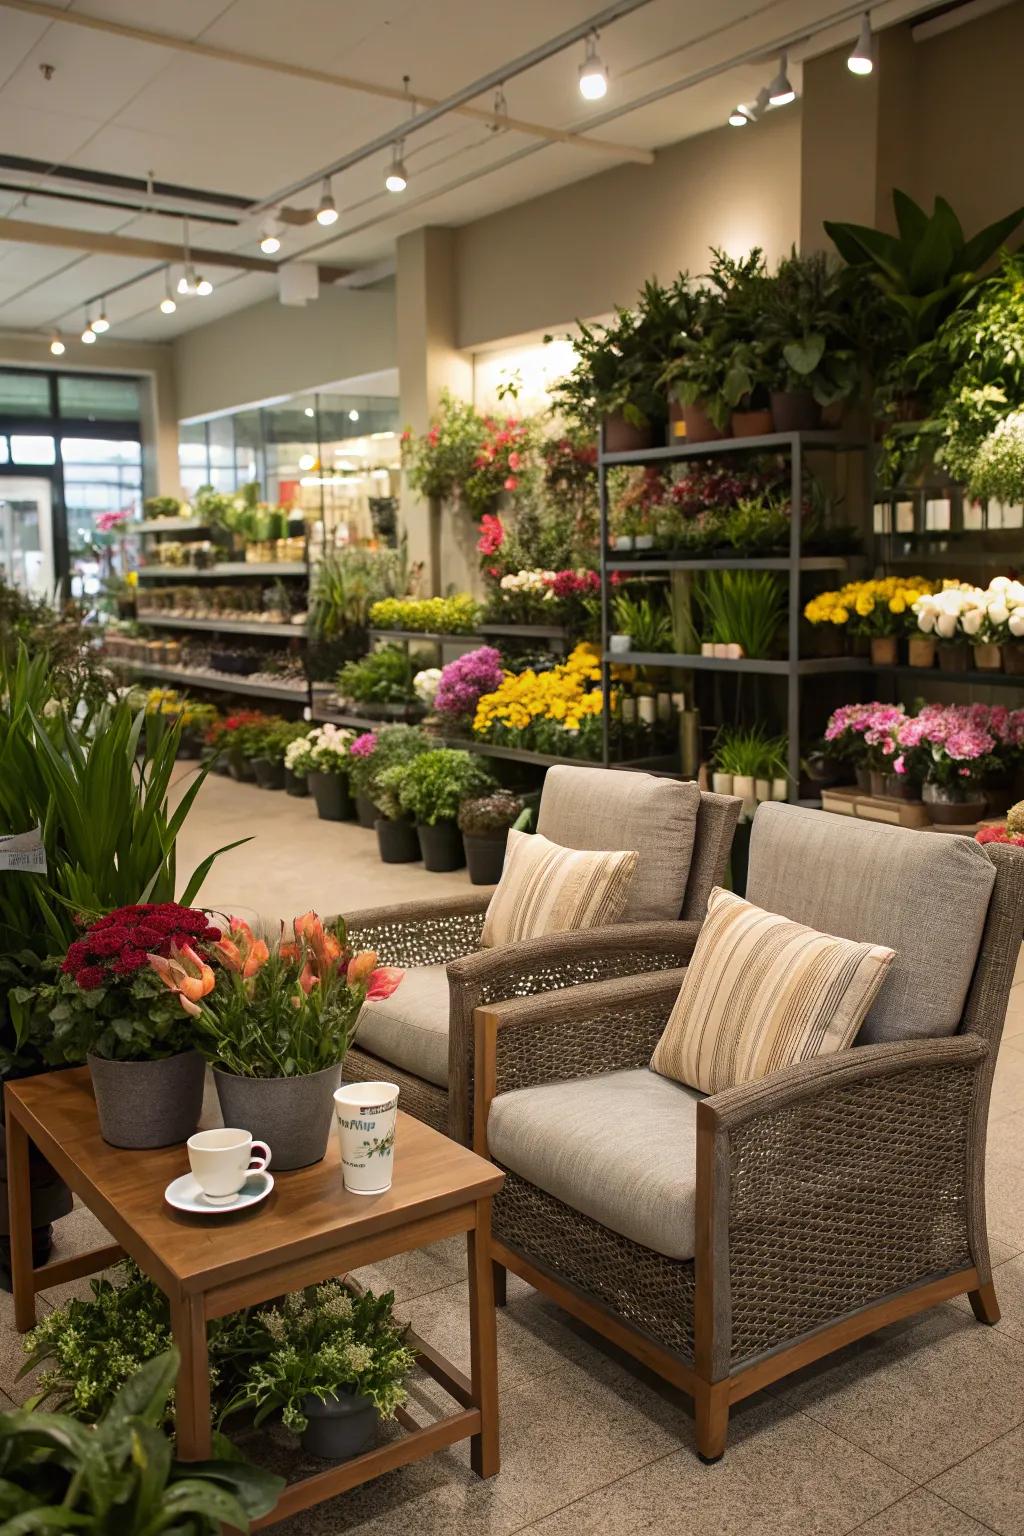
[342,769,740,1143]
[472,804,1024,1462]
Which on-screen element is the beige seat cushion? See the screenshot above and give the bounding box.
[745,802,996,1043]
[536,766,700,922]
[652,887,894,1094]
[487,1068,703,1260]
[481,830,638,948]
[354,964,449,1087]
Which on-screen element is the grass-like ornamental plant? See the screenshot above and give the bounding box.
[0,1348,282,1533]
[181,913,401,1079]
[395,749,494,827]
[220,1282,416,1435]
[696,570,787,658]
[712,724,787,780]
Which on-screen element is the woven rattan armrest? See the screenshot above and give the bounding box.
[447,921,699,1142]
[471,969,686,1153]
[341,891,492,967]
[695,1034,991,1376]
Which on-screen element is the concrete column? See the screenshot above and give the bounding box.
[396,226,474,595]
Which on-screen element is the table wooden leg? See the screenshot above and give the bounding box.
[170,1291,212,1460]
[6,1108,37,1332]
[467,1197,499,1478]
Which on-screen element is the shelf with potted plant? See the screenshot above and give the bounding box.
[137,613,306,639]
[112,658,308,703]
[137,561,308,579]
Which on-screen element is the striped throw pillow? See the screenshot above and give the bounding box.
[480,830,639,948]
[651,887,895,1094]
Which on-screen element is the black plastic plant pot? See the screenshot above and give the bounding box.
[375,816,421,864]
[355,793,377,829]
[285,768,309,797]
[463,831,508,886]
[417,819,466,872]
[251,756,286,791]
[308,770,354,822]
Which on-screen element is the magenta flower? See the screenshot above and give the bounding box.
[434,646,504,722]
[350,732,378,759]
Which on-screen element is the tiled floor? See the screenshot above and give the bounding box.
[3,780,1022,1534]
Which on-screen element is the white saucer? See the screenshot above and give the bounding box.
[164,1169,274,1215]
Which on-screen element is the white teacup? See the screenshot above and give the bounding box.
[334,1082,399,1195]
[187,1127,271,1204]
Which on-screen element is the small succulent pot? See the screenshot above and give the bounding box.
[463,830,509,886]
[973,642,1003,671]
[731,774,756,818]
[754,778,772,802]
[907,635,936,669]
[213,1062,343,1171]
[300,1390,379,1461]
[870,635,899,666]
[730,407,773,438]
[612,536,634,552]
[938,643,970,673]
[309,771,353,822]
[609,633,633,654]
[416,819,465,872]
[88,1051,205,1150]
[375,816,421,864]
[682,401,729,444]
[711,771,734,796]
[770,389,821,433]
[636,695,657,725]
[602,411,656,454]
[771,777,788,802]
[1003,642,1024,676]
[922,780,987,827]
[285,768,309,797]
[355,793,377,829]
[633,533,655,551]
[251,757,286,791]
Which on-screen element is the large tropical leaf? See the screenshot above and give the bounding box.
[959,203,1024,275]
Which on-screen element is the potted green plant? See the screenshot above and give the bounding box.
[371,764,421,863]
[44,903,223,1149]
[336,644,425,720]
[760,250,861,432]
[0,1350,282,1531]
[612,591,674,654]
[303,724,356,821]
[695,570,786,660]
[220,1282,416,1461]
[354,724,431,860]
[347,730,381,827]
[457,790,526,885]
[185,912,401,1170]
[248,715,289,791]
[395,749,495,872]
[283,726,313,795]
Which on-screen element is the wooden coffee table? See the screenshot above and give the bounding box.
[5,1067,504,1528]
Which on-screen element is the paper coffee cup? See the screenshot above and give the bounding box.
[333,1082,399,1195]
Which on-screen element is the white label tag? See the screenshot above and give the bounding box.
[0,825,47,873]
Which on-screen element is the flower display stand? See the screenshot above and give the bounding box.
[820,784,988,833]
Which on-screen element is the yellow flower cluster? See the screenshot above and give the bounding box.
[473,644,604,735]
[804,577,935,627]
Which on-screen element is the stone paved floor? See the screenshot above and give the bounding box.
[3,780,1022,1534]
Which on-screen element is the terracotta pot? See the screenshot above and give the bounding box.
[973,643,1003,672]
[730,408,773,439]
[681,401,729,444]
[870,635,899,666]
[907,635,936,669]
[602,412,656,454]
[922,781,986,827]
[938,644,970,673]
[1003,643,1024,676]
[667,392,686,443]
[770,390,821,433]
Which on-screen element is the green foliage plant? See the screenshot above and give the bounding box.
[396,749,494,826]
[359,725,429,813]
[712,724,787,780]
[336,645,421,706]
[457,790,524,837]
[368,594,480,634]
[696,570,786,658]
[308,545,408,643]
[611,592,674,652]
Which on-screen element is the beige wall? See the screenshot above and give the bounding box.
[452,109,802,350]
[172,285,397,421]
[0,331,178,496]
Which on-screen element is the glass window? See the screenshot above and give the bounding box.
[232,409,263,488]
[60,436,141,465]
[0,437,7,465]
[178,421,208,497]
[10,434,56,465]
[0,370,50,417]
[57,375,141,422]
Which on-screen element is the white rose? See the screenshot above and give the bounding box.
[936,612,957,639]
[960,608,983,636]
[1010,610,1024,637]
[990,576,1011,592]
[988,600,1009,627]
[917,608,936,634]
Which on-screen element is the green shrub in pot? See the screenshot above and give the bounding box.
[457,790,525,886]
[396,749,494,872]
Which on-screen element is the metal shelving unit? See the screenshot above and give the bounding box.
[598,429,871,798]
[123,517,210,535]
[135,615,306,640]
[367,629,481,646]
[137,562,308,579]
[111,659,308,704]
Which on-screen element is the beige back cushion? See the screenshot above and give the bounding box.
[745,803,995,1043]
[481,830,638,948]
[651,887,895,1094]
[536,766,700,922]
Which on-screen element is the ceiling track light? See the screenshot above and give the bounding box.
[49,329,65,356]
[728,105,751,126]
[767,50,796,107]
[195,275,213,296]
[848,12,874,75]
[259,219,282,254]
[92,299,109,333]
[81,309,96,345]
[578,29,608,101]
[177,264,197,296]
[385,140,407,193]
[316,177,338,227]
[489,83,508,133]
[160,268,176,314]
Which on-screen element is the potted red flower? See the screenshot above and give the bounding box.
[48,904,220,1148]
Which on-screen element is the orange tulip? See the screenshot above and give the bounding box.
[148,942,215,1014]
[365,966,403,1001]
[296,959,317,995]
[346,950,378,985]
[214,918,269,979]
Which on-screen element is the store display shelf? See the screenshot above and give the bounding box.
[871,663,1024,688]
[455,739,605,769]
[606,554,855,573]
[123,518,209,535]
[604,651,870,676]
[367,629,481,645]
[111,658,308,702]
[601,430,866,466]
[137,562,307,579]
[138,615,306,639]
[477,622,568,640]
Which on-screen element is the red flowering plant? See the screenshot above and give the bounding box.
[179,910,403,1080]
[47,903,222,1064]
[462,413,541,515]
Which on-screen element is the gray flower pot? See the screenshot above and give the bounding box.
[300,1390,378,1460]
[88,1051,205,1149]
[212,1062,342,1170]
